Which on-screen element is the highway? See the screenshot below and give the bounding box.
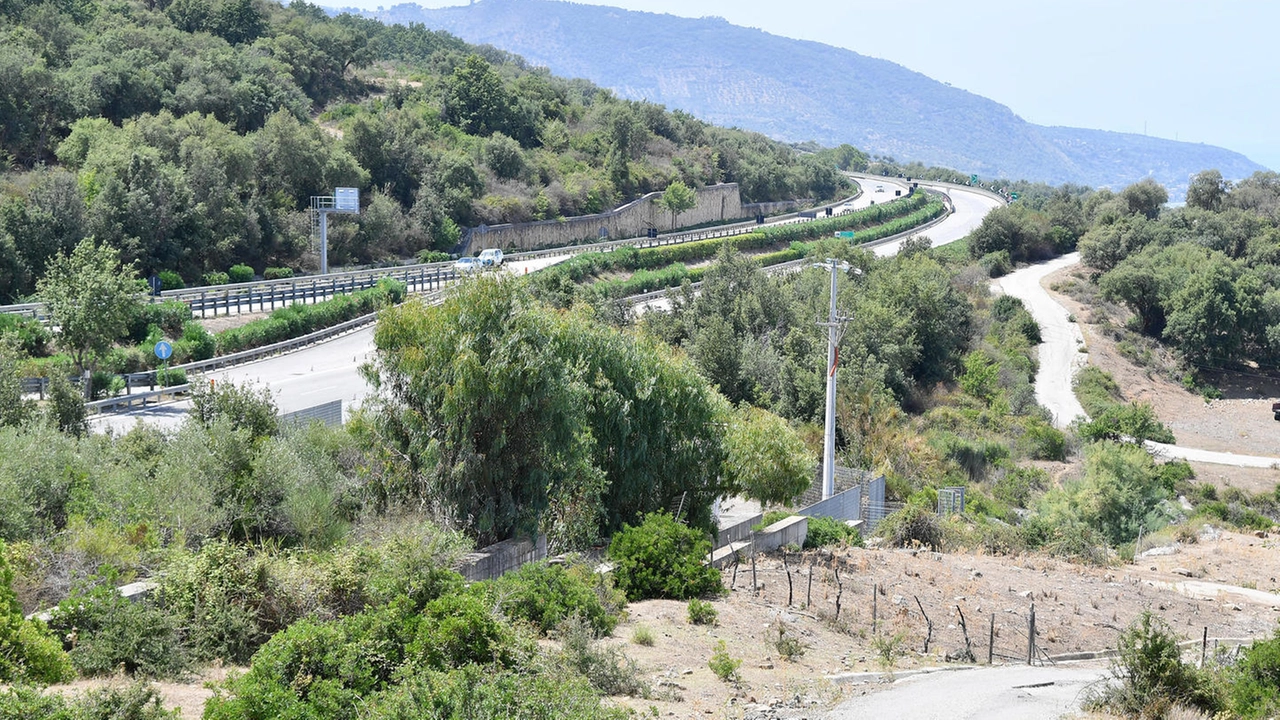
[91,182,1002,434]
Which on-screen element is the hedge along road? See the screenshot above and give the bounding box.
[995,253,1280,469]
[90,182,1001,434]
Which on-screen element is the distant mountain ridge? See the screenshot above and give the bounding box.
[352,0,1266,195]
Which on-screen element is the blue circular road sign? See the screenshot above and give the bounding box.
[154,341,173,360]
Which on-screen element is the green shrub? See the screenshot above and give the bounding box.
[607,512,722,601]
[1229,631,1280,719]
[227,265,254,284]
[415,250,452,264]
[769,620,806,660]
[483,560,622,637]
[262,267,293,280]
[707,640,741,682]
[156,270,184,291]
[0,314,51,357]
[127,301,189,342]
[1079,402,1176,444]
[154,367,186,387]
[876,504,943,550]
[156,541,267,664]
[979,250,1012,277]
[686,598,717,626]
[556,614,647,698]
[202,271,230,286]
[358,665,629,720]
[803,516,863,549]
[1074,366,1123,418]
[408,592,518,671]
[1021,421,1066,461]
[0,682,177,720]
[992,466,1047,508]
[0,541,73,684]
[753,510,793,532]
[215,279,404,356]
[1083,611,1222,717]
[208,593,522,720]
[46,583,188,679]
[630,625,654,646]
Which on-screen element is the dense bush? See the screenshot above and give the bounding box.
[415,250,453,264]
[216,279,405,355]
[607,512,722,601]
[1229,631,1280,718]
[803,516,863,549]
[1079,402,1177,444]
[204,591,525,720]
[483,560,623,637]
[687,598,717,625]
[1083,611,1222,717]
[0,315,51,357]
[876,504,943,550]
[0,542,73,685]
[127,301,190,343]
[46,583,188,679]
[203,272,230,287]
[0,682,177,720]
[156,270,184,291]
[227,265,254,284]
[262,268,294,280]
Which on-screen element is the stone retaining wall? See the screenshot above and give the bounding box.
[467,184,745,251]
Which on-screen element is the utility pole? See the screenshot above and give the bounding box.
[813,258,858,499]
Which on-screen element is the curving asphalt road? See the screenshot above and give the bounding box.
[92,182,1005,433]
[995,253,1280,468]
[823,663,1108,720]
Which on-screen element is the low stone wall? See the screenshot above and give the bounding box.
[467,183,746,251]
[457,534,548,582]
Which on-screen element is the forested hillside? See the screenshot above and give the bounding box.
[376,0,1268,195]
[0,0,844,302]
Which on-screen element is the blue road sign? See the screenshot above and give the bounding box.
[154,341,173,360]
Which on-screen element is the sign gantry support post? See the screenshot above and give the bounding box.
[310,188,360,275]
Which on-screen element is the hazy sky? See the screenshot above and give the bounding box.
[343,0,1278,170]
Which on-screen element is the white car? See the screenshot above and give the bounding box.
[454,256,483,274]
[479,248,504,267]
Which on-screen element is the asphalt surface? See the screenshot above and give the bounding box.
[824,663,1109,720]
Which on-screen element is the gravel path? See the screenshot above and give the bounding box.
[995,253,1089,427]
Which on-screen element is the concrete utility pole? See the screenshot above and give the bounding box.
[814,258,858,500]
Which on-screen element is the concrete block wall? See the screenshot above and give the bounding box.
[752,516,808,553]
[457,534,548,582]
[715,512,762,549]
[468,184,745,251]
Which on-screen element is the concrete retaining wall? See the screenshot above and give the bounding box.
[716,512,763,549]
[457,534,548,582]
[752,516,808,553]
[467,184,745,251]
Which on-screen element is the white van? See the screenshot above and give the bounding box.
[479,248,504,267]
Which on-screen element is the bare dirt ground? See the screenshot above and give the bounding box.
[606,528,1280,719]
[1045,264,1280,469]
